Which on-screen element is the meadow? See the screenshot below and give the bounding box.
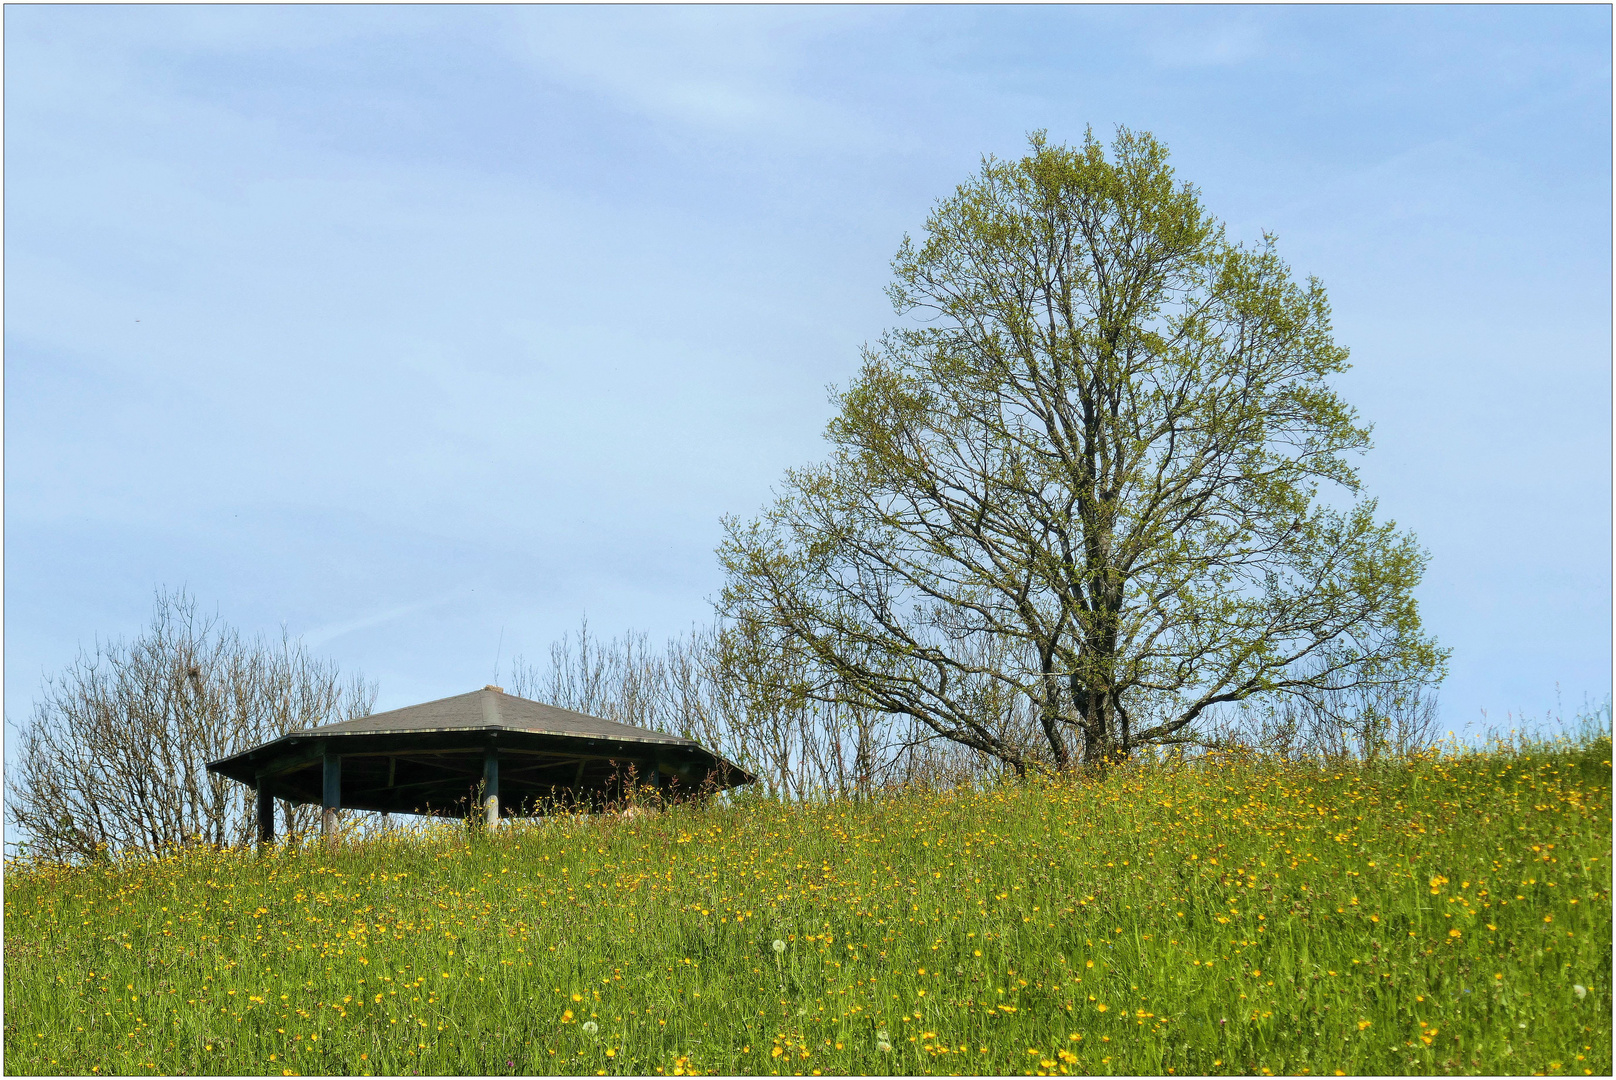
[4,730,1610,1077]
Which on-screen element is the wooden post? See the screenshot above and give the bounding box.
[322,748,341,850]
[255,781,275,848]
[483,744,500,829]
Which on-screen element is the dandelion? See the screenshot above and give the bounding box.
[1574,985,1587,1000]
[582,1021,599,1036]
[772,939,786,955]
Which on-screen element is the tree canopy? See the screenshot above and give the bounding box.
[718,128,1447,773]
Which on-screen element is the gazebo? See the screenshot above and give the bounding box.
[206,685,754,843]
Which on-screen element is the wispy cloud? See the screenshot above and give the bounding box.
[1143,18,1266,69]
[503,6,887,147]
[302,589,469,649]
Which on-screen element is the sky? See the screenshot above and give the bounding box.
[5,5,1611,746]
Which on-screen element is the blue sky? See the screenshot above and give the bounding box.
[5,5,1610,739]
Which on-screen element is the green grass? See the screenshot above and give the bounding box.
[5,732,1610,1077]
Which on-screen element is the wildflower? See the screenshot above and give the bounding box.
[1574,985,1588,1000]
[1448,928,1462,938]
[772,939,786,955]
[582,1021,599,1036]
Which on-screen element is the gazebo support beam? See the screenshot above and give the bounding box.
[322,749,341,849]
[484,745,500,829]
[256,781,275,848]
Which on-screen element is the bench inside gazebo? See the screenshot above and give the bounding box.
[206,686,753,843]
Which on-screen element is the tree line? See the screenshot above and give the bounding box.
[8,128,1446,860]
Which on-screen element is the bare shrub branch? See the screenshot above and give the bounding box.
[7,589,374,861]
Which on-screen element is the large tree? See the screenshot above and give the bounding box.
[718,128,1447,773]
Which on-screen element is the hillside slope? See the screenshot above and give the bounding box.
[5,736,1610,1076]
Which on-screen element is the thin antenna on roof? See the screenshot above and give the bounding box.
[491,625,505,686]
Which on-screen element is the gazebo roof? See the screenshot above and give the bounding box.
[207,686,752,816]
[297,686,699,745]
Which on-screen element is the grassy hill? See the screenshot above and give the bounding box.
[5,731,1610,1077]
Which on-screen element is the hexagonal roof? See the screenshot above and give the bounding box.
[206,686,753,815]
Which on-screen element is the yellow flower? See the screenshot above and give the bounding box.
[1448,928,1462,938]
[1096,1003,1108,1012]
